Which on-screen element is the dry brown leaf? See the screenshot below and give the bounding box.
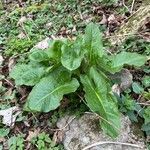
[8,57,16,73]
[112,84,121,96]
[3,88,13,98]
[0,55,4,66]
[17,32,26,39]
[0,106,21,126]
[100,14,107,25]
[53,130,64,144]
[108,14,116,23]
[0,137,5,142]
[26,128,40,141]
[17,16,27,26]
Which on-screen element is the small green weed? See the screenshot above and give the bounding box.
[31,132,64,150]
[8,135,24,150]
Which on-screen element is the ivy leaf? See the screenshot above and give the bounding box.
[26,69,79,112]
[29,50,49,62]
[111,52,147,69]
[80,67,121,138]
[84,23,104,63]
[10,64,45,86]
[132,82,144,94]
[61,37,85,71]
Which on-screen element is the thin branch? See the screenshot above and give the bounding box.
[82,141,143,150]
[4,79,14,87]
[122,0,130,12]
[137,102,150,106]
[130,0,136,14]
[105,33,139,39]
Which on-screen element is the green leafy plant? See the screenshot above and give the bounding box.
[31,132,64,150]
[10,23,148,138]
[5,38,36,56]
[8,135,24,150]
[117,94,143,122]
[142,107,150,136]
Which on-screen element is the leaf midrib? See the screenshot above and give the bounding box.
[33,83,69,106]
[88,81,108,119]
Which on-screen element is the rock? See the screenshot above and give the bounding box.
[34,37,50,50]
[120,69,133,91]
[57,114,146,150]
[111,69,133,96]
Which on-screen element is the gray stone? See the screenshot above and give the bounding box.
[57,114,146,150]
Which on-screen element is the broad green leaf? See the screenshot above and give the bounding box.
[111,52,147,69]
[61,37,85,71]
[10,64,45,86]
[29,50,49,62]
[48,40,64,62]
[26,69,79,112]
[84,23,103,63]
[97,56,120,73]
[132,82,144,94]
[80,67,120,138]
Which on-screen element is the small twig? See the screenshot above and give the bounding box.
[106,49,113,55]
[137,94,142,102]
[78,6,83,20]
[82,141,143,150]
[137,102,150,106]
[130,0,136,14]
[105,33,139,39]
[4,79,14,87]
[31,113,38,122]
